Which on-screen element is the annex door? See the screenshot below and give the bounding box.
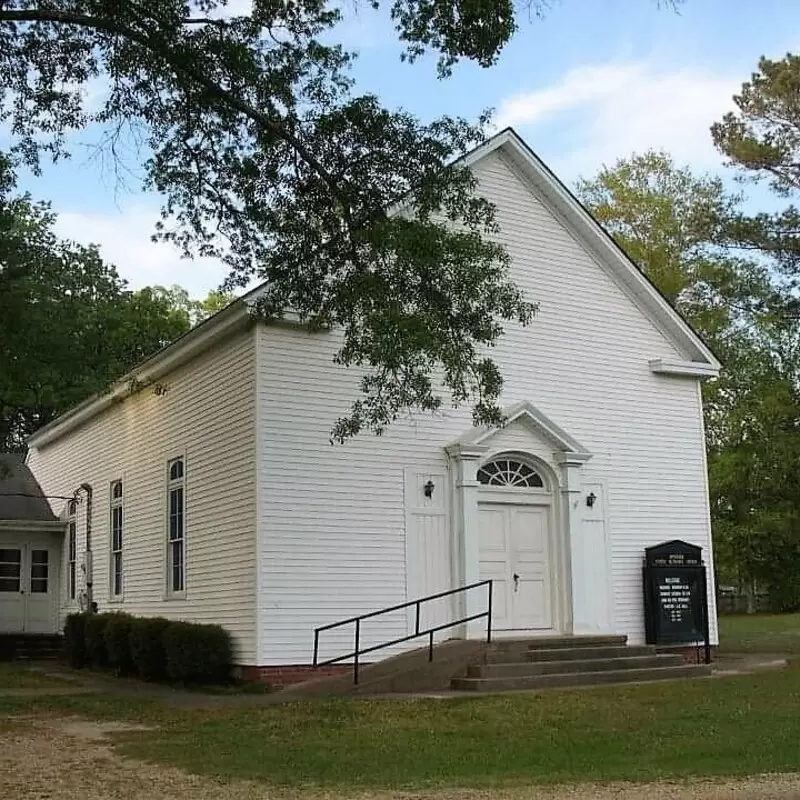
[0,546,24,632]
[0,543,57,633]
[479,503,553,631]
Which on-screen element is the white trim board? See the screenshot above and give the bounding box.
[0,520,64,532]
[649,359,720,378]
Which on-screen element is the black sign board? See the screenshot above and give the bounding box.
[643,540,710,663]
[645,539,702,568]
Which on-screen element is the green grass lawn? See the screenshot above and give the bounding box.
[0,662,74,689]
[718,612,800,654]
[5,667,800,789]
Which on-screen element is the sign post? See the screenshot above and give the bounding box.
[643,540,711,664]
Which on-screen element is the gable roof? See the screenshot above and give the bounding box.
[0,453,59,523]
[464,128,720,370]
[28,128,719,450]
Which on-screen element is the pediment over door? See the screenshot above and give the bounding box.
[446,401,592,466]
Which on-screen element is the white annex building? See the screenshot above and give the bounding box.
[4,129,721,680]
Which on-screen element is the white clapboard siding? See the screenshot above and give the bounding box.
[27,329,258,663]
[255,148,716,665]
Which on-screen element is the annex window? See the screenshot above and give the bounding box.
[167,458,185,593]
[30,550,49,594]
[67,499,77,600]
[477,457,545,488]
[110,480,123,598]
[0,549,22,593]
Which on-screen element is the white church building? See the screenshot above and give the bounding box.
[3,129,720,681]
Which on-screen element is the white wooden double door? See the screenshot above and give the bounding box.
[478,501,554,632]
[0,541,58,634]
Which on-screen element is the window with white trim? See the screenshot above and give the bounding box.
[477,457,545,488]
[67,499,77,600]
[167,458,185,593]
[110,480,123,598]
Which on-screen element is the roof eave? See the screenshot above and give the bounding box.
[0,519,62,531]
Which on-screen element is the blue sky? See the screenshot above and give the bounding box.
[12,0,800,296]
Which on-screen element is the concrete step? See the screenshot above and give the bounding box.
[526,635,628,650]
[13,650,62,659]
[452,664,712,692]
[0,634,63,662]
[468,654,683,678]
[527,645,655,662]
[487,645,654,664]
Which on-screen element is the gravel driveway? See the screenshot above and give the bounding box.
[2,716,800,800]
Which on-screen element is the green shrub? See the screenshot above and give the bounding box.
[129,617,170,681]
[104,613,134,674]
[64,612,88,668]
[163,621,232,684]
[84,612,114,667]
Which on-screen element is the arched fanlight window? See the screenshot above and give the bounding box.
[477,457,545,488]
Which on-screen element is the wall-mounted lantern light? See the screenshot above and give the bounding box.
[423,480,435,498]
[586,492,597,508]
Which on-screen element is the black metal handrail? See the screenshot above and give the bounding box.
[313,579,493,684]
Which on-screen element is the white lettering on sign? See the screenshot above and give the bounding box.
[658,580,693,623]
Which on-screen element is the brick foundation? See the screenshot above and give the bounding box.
[656,645,717,664]
[239,664,353,687]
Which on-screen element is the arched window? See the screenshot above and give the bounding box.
[477,457,545,488]
[169,459,184,481]
[110,481,123,598]
[167,457,185,593]
[67,499,77,600]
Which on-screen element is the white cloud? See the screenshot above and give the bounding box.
[494,61,740,179]
[53,205,229,297]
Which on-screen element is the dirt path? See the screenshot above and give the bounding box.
[2,716,800,800]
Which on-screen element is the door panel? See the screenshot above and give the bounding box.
[511,506,552,629]
[0,547,24,633]
[479,502,554,632]
[478,506,512,629]
[26,548,56,633]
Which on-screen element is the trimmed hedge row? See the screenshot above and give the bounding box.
[64,612,232,684]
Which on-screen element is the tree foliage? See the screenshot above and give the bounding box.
[0,159,190,450]
[713,54,800,197]
[713,53,800,283]
[150,284,235,326]
[706,334,800,610]
[707,51,800,608]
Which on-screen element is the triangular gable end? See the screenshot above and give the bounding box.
[452,401,592,462]
[462,129,721,373]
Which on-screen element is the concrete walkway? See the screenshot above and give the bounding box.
[712,652,790,675]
